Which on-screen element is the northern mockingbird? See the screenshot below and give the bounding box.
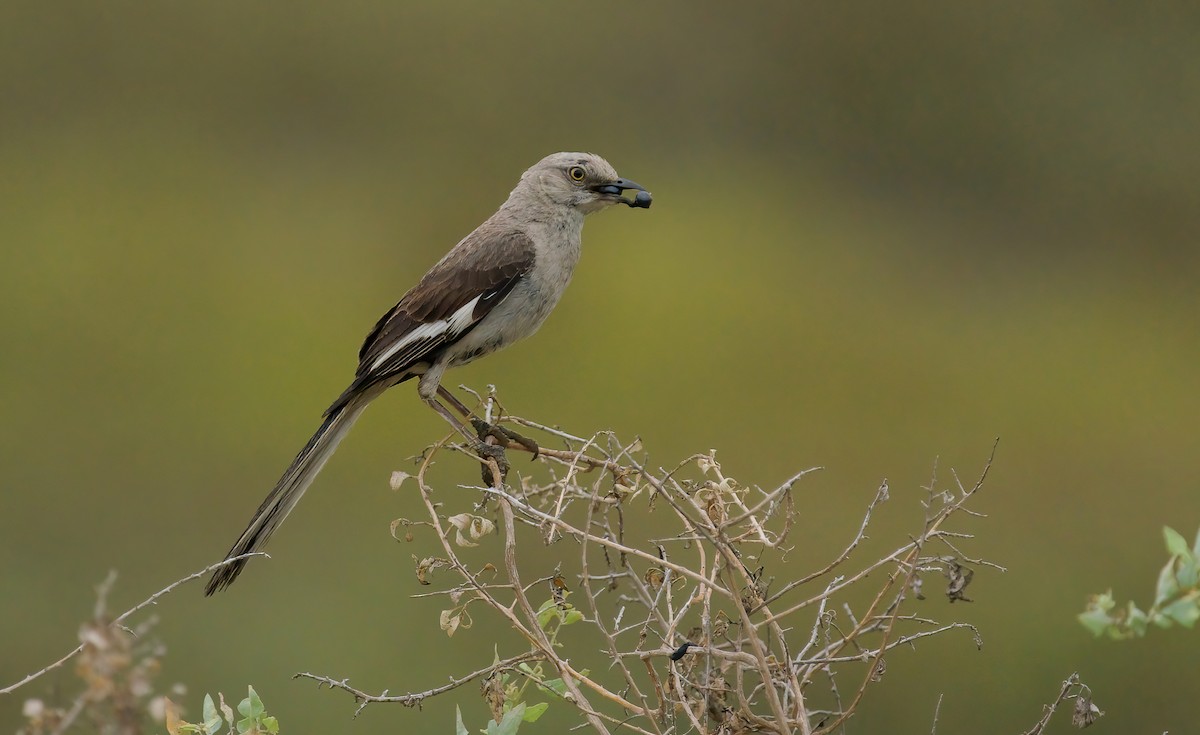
[205,152,651,594]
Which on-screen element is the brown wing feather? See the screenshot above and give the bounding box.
[357,227,535,373]
[320,227,535,418]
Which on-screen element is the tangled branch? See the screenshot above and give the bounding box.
[302,391,1001,734]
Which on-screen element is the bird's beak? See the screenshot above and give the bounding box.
[592,178,652,209]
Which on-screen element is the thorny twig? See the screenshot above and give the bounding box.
[2,553,268,696]
[293,653,541,718]
[306,404,1001,734]
[1020,673,1103,735]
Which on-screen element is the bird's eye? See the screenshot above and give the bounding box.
[567,166,586,182]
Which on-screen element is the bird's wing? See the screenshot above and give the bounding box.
[355,227,536,384]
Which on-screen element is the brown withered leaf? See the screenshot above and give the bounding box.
[440,609,461,637]
[870,657,887,682]
[481,670,505,723]
[164,698,182,735]
[1072,690,1104,728]
[551,574,570,608]
[943,559,975,603]
[447,513,496,547]
[413,555,450,585]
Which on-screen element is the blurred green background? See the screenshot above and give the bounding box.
[2,1,1198,732]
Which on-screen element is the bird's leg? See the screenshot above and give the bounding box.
[424,396,509,482]
[436,385,539,460]
[436,384,475,417]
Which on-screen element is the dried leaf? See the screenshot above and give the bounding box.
[910,574,926,600]
[1071,691,1103,728]
[389,471,412,490]
[470,515,496,540]
[943,559,975,603]
[870,657,887,682]
[218,693,235,730]
[440,609,461,637]
[482,670,505,722]
[164,698,182,735]
[551,574,570,607]
[414,555,449,585]
[448,513,485,547]
[705,495,727,528]
[711,611,730,640]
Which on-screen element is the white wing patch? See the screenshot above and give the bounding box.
[447,295,481,334]
[368,296,481,373]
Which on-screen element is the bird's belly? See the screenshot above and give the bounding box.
[443,278,563,368]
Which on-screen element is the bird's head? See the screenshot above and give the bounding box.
[520,152,652,214]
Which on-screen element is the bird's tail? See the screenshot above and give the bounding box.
[205,389,375,595]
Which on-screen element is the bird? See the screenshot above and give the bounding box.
[205,152,652,595]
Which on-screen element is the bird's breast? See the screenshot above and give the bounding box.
[440,222,583,369]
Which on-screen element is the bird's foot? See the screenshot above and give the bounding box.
[469,418,540,460]
[474,440,510,485]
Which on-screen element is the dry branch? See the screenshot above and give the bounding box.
[303,398,1001,734]
[2,554,267,697]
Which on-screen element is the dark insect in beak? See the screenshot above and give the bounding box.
[593,178,653,209]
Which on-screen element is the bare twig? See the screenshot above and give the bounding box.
[1,553,268,696]
[930,692,944,735]
[302,398,999,735]
[294,653,541,718]
[1019,673,1103,735]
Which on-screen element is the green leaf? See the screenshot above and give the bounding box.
[455,706,469,735]
[247,687,265,718]
[1164,526,1193,560]
[1155,559,1180,606]
[238,687,265,720]
[487,703,526,735]
[1077,606,1113,637]
[1126,602,1149,637]
[1193,526,1200,558]
[1178,556,1199,590]
[202,694,223,735]
[521,702,548,722]
[562,609,584,626]
[261,716,279,735]
[1161,598,1200,628]
[538,677,568,697]
[536,600,559,630]
[537,669,588,698]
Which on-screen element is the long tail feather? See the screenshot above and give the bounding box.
[205,391,374,595]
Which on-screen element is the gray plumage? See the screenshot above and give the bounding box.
[206,152,650,594]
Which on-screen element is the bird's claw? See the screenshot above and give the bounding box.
[474,440,510,485]
[470,418,540,460]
